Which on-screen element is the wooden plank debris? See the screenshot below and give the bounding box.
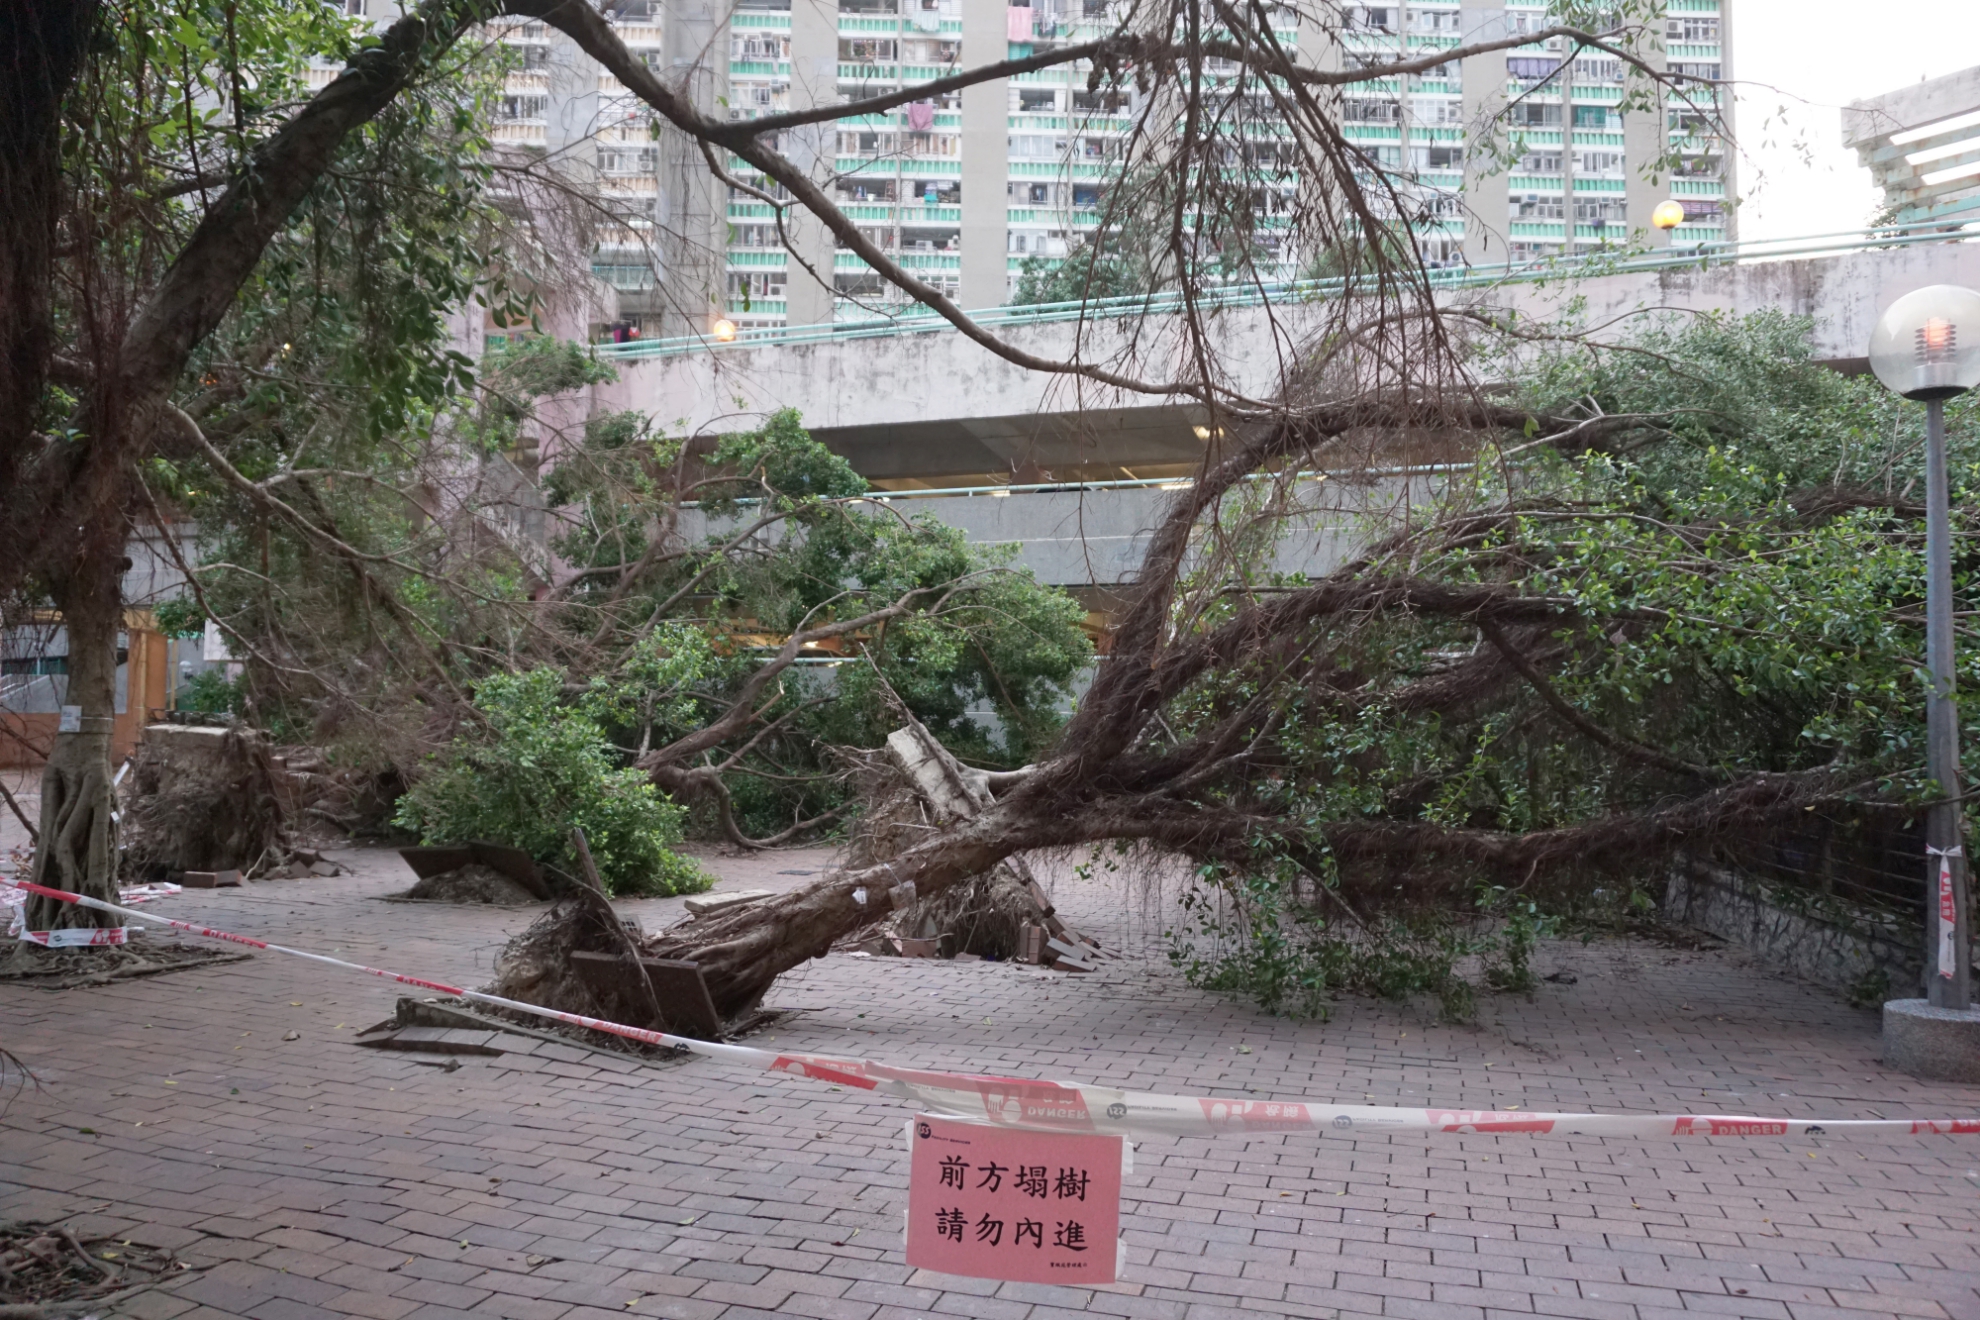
[881,724,1104,969]
[684,889,774,918]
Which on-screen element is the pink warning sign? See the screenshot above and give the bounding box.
[905,1114,1123,1284]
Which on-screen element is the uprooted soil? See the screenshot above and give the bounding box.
[0,1218,191,1314]
[0,941,251,989]
[388,863,540,906]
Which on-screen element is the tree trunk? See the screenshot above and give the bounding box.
[0,0,96,431]
[25,548,123,930]
[0,0,98,589]
[644,816,1026,1018]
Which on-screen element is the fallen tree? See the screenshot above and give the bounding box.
[575,314,1979,1021]
[5,0,1720,931]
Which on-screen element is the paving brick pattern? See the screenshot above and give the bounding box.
[3,845,1978,1320]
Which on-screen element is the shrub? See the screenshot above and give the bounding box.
[394,668,708,896]
[177,668,243,716]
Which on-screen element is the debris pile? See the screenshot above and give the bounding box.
[0,1219,186,1313]
[391,842,554,906]
[396,862,540,906]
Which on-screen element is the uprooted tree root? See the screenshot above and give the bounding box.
[121,726,290,879]
[0,1219,190,1315]
[481,897,687,1046]
[834,746,1035,959]
[0,941,251,989]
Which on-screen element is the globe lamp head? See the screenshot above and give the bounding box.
[711,317,738,343]
[1868,285,1980,401]
[1650,199,1685,231]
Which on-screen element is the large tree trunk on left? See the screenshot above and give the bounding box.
[0,0,97,529]
[25,543,124,930]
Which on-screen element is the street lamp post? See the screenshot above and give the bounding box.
[1870,287,1980,1075]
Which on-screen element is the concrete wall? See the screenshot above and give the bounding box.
[601,244,1980,458]
[1664,857,1924,1000]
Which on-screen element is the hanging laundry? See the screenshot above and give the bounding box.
[907,100,935,132]
[1006,6,1034,41]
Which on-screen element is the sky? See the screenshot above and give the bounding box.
[1733,0,1980,240]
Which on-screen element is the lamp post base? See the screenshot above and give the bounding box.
[1884,999,1980,1082]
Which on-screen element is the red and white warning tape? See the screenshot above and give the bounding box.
[6,879,183,947]
[9,877,1978,1141]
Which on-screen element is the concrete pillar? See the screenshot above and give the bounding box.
[1714,0,1736,240]
[547,27,607,338]
[1458,2,1508,267]
[1294,3,1341,277]
[1623,4,1670,250]
[959,0,1009,309]
[785,0,839,325]
[546,33,601,171]
[656,0,733,333]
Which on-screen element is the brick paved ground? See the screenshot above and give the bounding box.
[3,843,1979,1320]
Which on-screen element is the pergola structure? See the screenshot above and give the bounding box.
[1844,64,1980,226]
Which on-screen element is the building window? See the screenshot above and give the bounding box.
[1667,17,1720,41]
[0,656,68,676]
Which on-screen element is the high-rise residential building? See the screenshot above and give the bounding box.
[476,0,1732,336]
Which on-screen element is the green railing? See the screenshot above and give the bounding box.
[595,218,1979,363]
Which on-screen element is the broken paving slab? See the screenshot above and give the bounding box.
[355,1026,508,1055]
[683,889,774,917]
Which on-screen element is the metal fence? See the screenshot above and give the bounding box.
[593,218,1980,363]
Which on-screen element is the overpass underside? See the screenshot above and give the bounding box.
[810,404,1209,489]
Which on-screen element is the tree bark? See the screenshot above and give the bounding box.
[25,544,124,929]
[0,0,98,544]
[644,816,1023,1018]
[8,1,477,918]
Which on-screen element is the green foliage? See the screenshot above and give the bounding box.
[1845,966,1892,1010]
[152,598,206,640]
[704,407,868,506]
[1012,240,1153,307]
[553,408,1092,837]
[176,668,243,716]
[1164,859,1480,1021]
[1477,887,1559,994]
[1161,311,1980,1014]
[394,669,709,897]
[465,338,618,456]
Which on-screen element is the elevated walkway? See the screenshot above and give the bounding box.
[596,223,1980,489]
